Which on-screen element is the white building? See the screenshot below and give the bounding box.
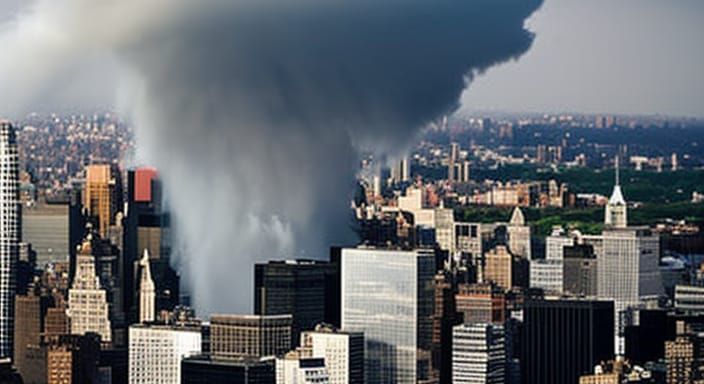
[507,207,531,259]
[341,247,435,384]
[435,207,454,252]
[0,121,19,358]
[452,323,506,384]
[128,324,201,384]
[138,249,156,323]
[597,227,662,353]
[68,235,112,343]
[674,285,704,314]
[545,228,574,261]
[530,259,563,294]
[276,351,331,384]
[301,325,364,384]
[604,157,627,228]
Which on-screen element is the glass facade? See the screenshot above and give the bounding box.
[341,248,434,384]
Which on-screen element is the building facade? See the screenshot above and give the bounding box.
[0,121,19,358]
[210,314,292,360]
[300,325,364,384]
[67,236,112,343]
[452,323,506,384]
[128,324,201,384]
[521,299,614,384]
[341,247,435,384]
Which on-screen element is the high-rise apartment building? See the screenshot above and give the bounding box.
[300,324,364,384]
[210,314,292,360]
[529,259,563,294]
[13,294,48,383]
[452,323,506,384]
[455,223,482,257]
[665,335,697,384]
[598,227,661,353]
[254,260,338,347]
[0,121,19,359]
[483,245,513,290]
[128,324,201,384]
[521,299,614,384]
[341,247,435,384]
[67,236,112,344]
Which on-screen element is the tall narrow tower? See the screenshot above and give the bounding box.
[0,121,19,358]
[605,156,627,228]
[138,249,155,323]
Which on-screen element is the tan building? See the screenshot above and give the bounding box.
[210,314,292,360]
[45,305,69,339]
[47,334,100,384]
[67,236,111,344]
[666,335,696,384]
[507,207,531,259]
[483,245,513,290]
[579,373,619,384]
[83,164,117,237]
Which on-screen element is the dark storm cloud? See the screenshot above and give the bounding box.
[0,0,542,313]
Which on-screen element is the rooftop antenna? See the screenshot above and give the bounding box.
[615,155,620,186]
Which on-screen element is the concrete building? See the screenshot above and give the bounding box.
[0,121,19,358]
[545,228,574,261]
[530,259,563,294]
[455,223,482,257]
[210,314,292,360]
[300,325,364,384]
[452,323,505,384]
[483,245,512,290]
[14,294,48,384]
[434,208,454,252]
[67,236,112,343]
[276,351,330,384]
[341,247,435,384]
[128,324,201,384]
[674,285,704,314]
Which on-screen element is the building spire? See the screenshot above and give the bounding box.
[139,249,156,323]
[615,155,620,186]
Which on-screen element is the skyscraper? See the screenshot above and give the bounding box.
[0,121,19,358]
[47,333,100,384]
[604,157,627,228]
[83,164,118,238]
[181,355,275,384]
[521,299,614,384]
[254,260,338,346]
[452,323,506,384]
[67,235,112,344]
[597,227,661,353]
[138,249,155,323]
[341,247,435,384]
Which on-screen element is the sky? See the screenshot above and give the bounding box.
[2,0,702,117]
[461,0,704,118]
